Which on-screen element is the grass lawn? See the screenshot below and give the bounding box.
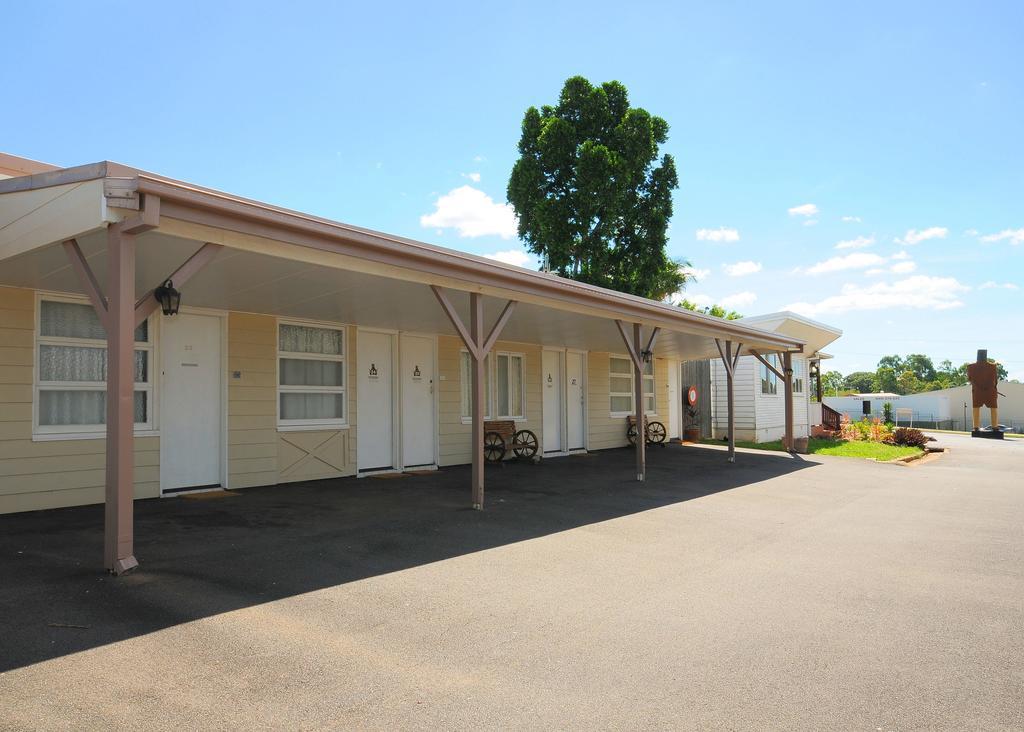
[700,437,923,461]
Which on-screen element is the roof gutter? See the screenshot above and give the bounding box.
[1,162,804,351]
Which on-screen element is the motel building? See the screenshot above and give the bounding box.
[1,153,818,574]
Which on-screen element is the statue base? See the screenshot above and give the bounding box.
[971,429,1004,440]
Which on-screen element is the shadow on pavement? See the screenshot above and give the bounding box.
[0,443,813,672]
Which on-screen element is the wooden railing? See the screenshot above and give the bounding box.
[821,403,842,431]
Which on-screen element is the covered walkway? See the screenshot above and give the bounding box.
[0,160,804,572]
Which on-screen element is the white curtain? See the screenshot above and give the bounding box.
[279,393,343,420]
[279,358,343,386]
[38,391,147,426]
[40,300,147,342]
[38,346,148,383]
[279,324,342,355]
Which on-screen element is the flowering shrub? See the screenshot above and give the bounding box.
[838,415,893,443]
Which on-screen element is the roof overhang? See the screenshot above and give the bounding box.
[738,311,841,356]
[0,161,806,360]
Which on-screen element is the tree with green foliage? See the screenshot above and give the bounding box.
[822,370,846,396]
[507,76,685,300]
[873,366,899,393]
[677,299,742,320]
[845,371,876,394]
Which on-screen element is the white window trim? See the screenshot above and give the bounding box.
[276,318,348,430]
[760,354,780,396]
[793,359,804,395]
[459,349,492,423]
[33,293,157,440]
[608,354,657,418]
[493,350,526,420]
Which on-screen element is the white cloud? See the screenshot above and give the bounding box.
[420,185,518,239]
[894,226,948,245]
[788,203,819,217]
[675,290,757,310]
[784,276,970,316]
[721,291,758,308]
[680,265,710,281]
[803,219,818,227]
[473,155,486,162]
[462,172,481,183]
[841,215,862,223]
[723,260,762,277]
[889,260,917,274]
[483,248,534,268]
[979,228,1024,245]
[804,252,888,275]
[964,228,979,237]
[891,250,911,260]
[695,227,740,243]
[835,235,875,250]
[979,281,1020,290]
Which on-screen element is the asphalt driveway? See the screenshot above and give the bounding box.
[1,435,1021,730]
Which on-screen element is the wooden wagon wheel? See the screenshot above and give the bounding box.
[626,423,639,445]
[483,431,506,462]
[512,429,538,459]
[646,421,667,444]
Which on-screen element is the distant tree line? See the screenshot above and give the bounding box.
[822,354,1014,396]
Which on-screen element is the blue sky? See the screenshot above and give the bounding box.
[3,1,1022,379]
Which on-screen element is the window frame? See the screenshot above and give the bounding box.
[792,358,804,395]
[493,351,526,420]
[459,350,492,422]
[760,354,780,396]
[33,293,156,440]
[608,354,656,417]
[276,318,348,430]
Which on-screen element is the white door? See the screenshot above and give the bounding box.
[566,351,586,451]
[668,361,680,439]
[542,350,563,453]
[400,334,435,468]
[160,313,222,493]
[357,330,395,472]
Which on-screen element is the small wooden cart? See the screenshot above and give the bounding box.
[626,415,667,446]
[483,420,539,462]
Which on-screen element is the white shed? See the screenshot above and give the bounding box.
[711,312,842,443]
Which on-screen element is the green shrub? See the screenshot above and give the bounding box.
[882,402,894,425]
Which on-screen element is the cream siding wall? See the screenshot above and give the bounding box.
[436,335,542,466]
[227,312,356,488]
[1,285,705,514]
[586,353,670,451]
[0,286,159,513]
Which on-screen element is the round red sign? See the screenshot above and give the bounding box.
[687,385,698,406]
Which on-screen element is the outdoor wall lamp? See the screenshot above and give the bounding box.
[641,349,653,363]
[154,279,181,316]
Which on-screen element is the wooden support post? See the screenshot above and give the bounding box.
[469,293,485,509]
[430,286,517,510]
[104,224,139,575]
[783,351,794,452]
[614,320,652,481]
[715,339,742,463]
[633,323,646,482]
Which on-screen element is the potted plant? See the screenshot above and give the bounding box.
[683,403,701,443]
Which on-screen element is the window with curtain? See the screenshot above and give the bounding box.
[761,354,779,395]
[609,356,656,415]
[793,359,804,394]
[494,352,525,419]
[459,351,491,420]
[278,322,346,427]
[35,299,153,434]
